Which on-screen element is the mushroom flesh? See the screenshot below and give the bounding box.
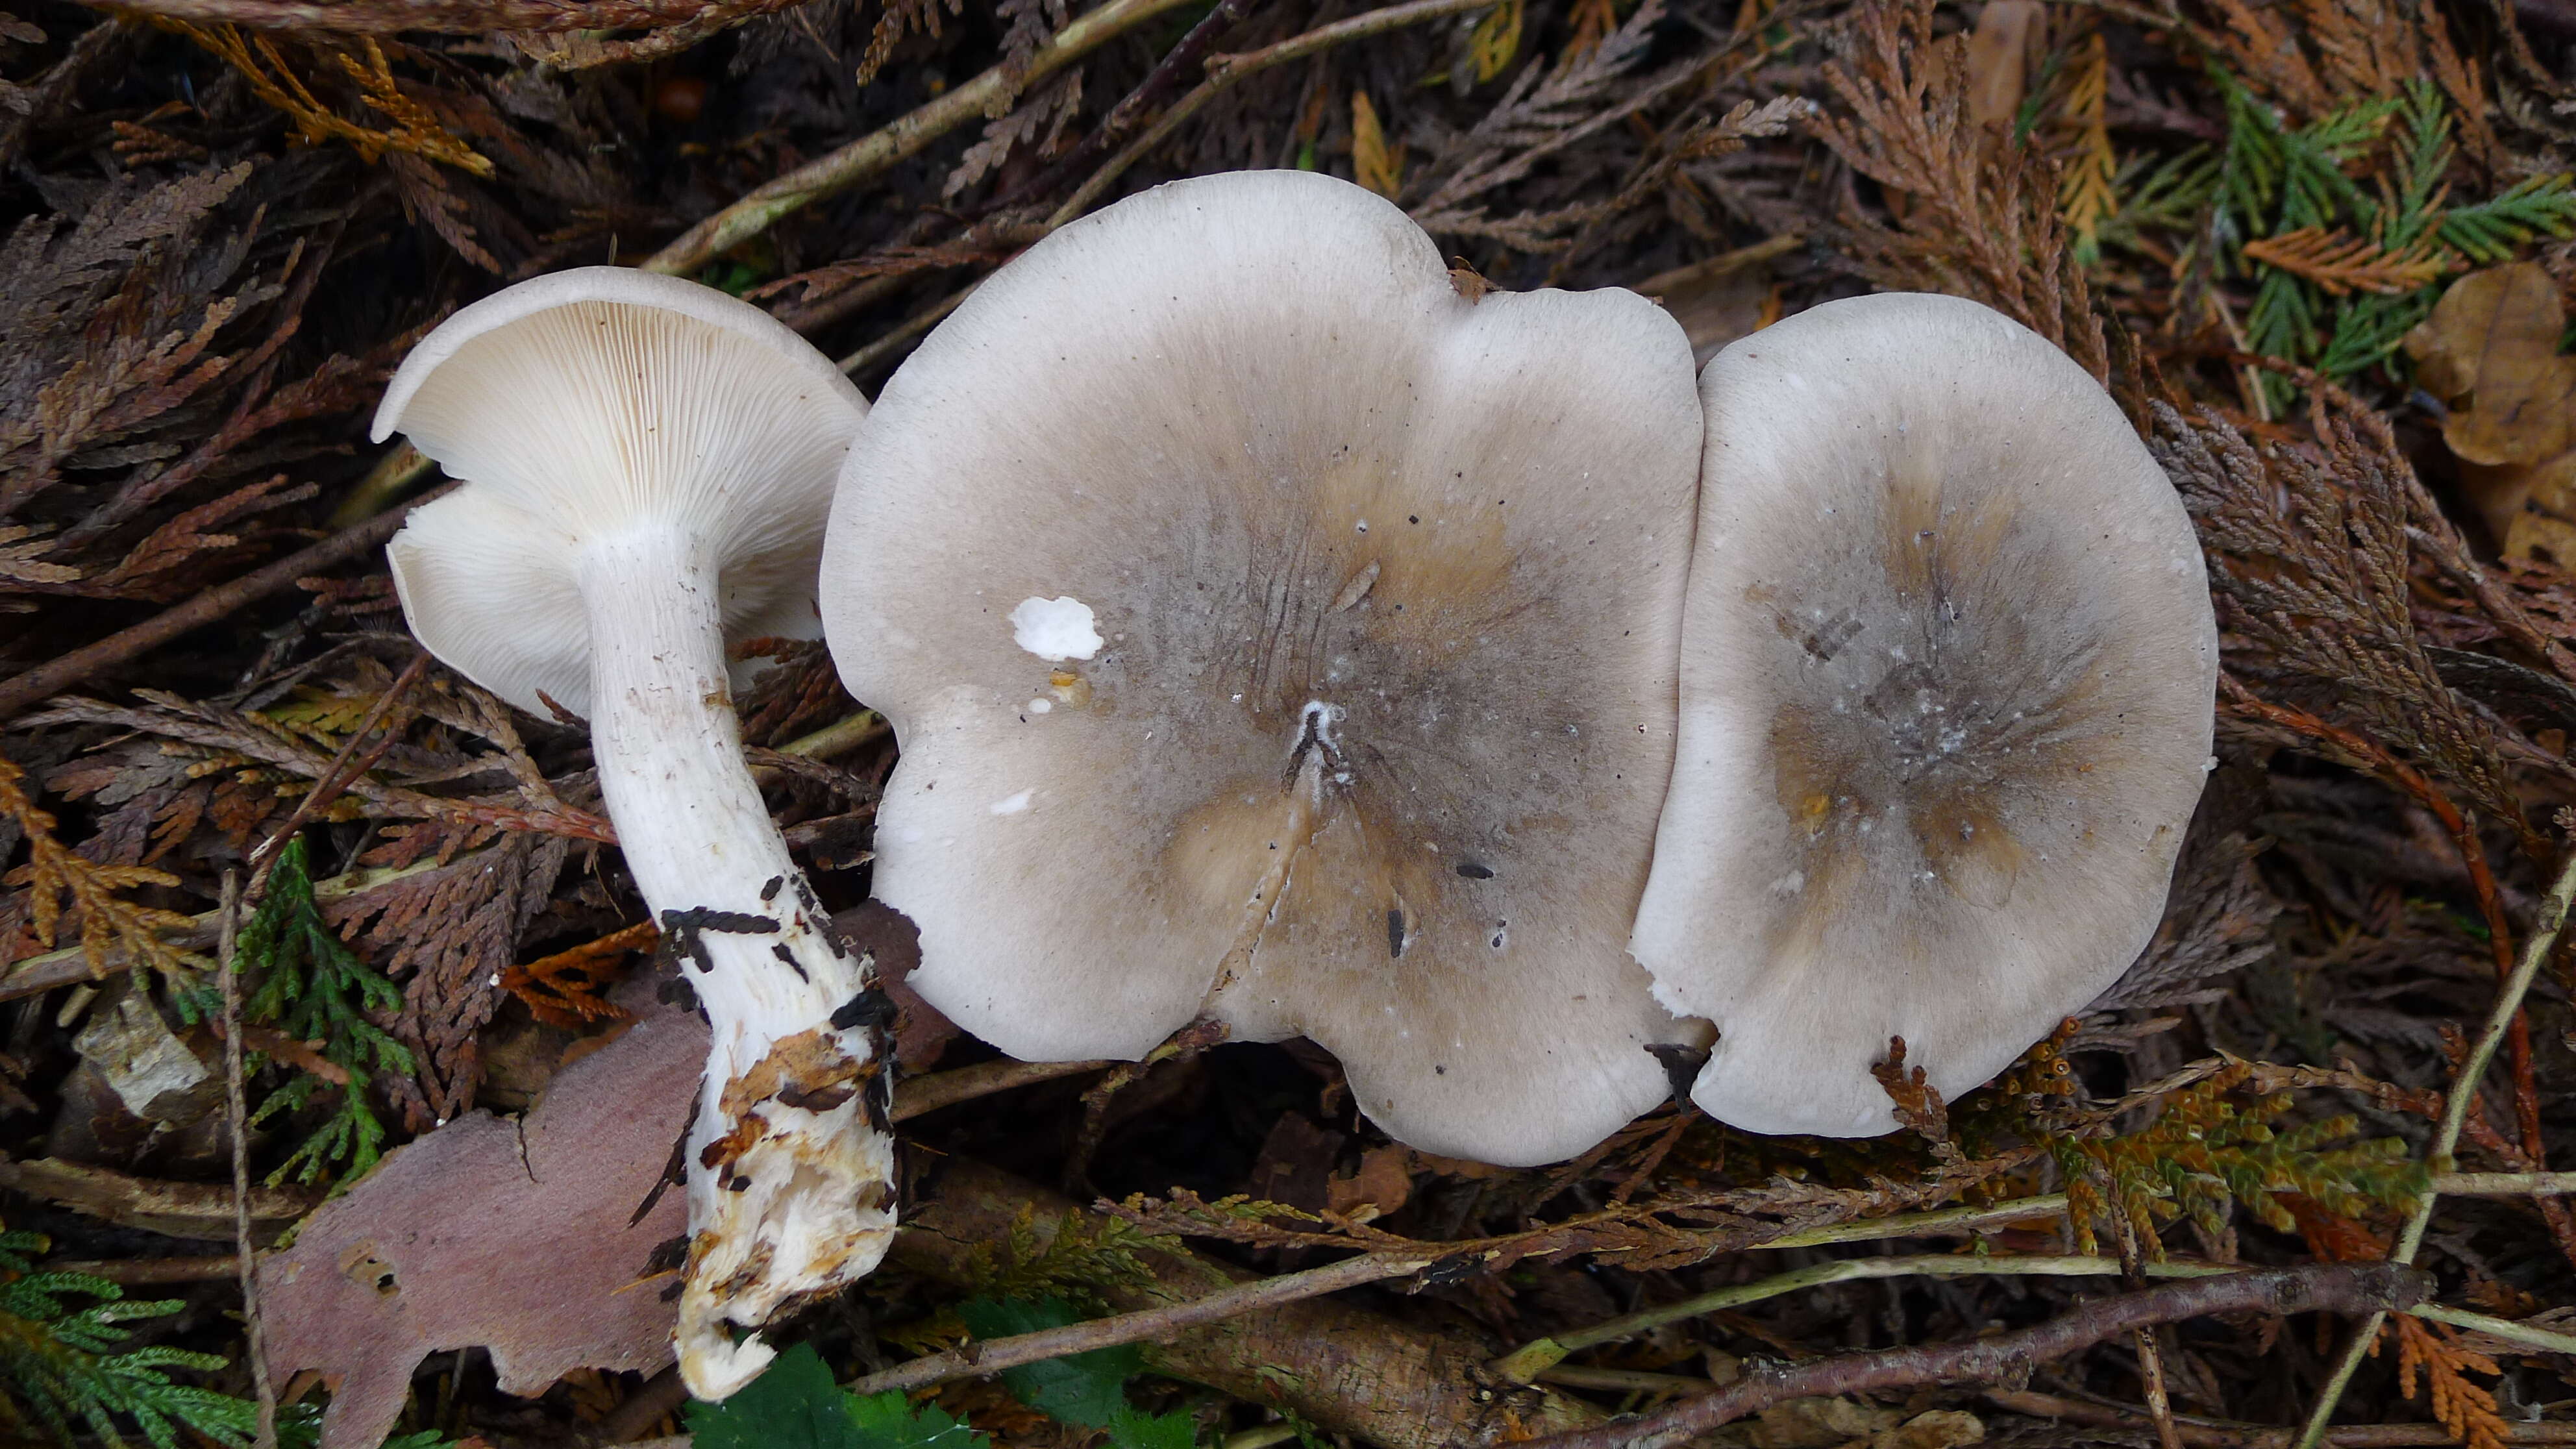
[374,267,893,1397]
[821,170,1706,1167]
[1628,292,2218,1137]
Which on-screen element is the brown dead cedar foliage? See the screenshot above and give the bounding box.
[0,0,2571,1444]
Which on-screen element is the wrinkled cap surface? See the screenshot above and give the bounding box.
[822,169,1705,1166]
[1630,292,2218,1137]
[375,267,867,719]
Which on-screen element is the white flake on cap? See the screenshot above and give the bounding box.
[1010,595,1103,661]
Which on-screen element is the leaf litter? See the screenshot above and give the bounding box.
[0,0,2570,1445]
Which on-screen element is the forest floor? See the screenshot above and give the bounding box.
[2,0,2575,1445]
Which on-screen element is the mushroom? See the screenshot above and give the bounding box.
[373,267,892,1397]
[820,169,1706,1167]
[1627,292,2218,1137]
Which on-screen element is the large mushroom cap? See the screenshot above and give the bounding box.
[1629,292,2218,1137]
[375,267,866,719]
[822,169,1704,1166]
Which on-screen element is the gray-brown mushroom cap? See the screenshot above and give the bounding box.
[1628,292,2218,1137]
[822,169,1705,1167]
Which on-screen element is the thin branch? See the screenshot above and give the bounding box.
[1987,1389,2576,1446]
[992,0,1267,214]
[643,0,1201,277]
[81,0,797,34]
[2296,840,2576,1447]
[1049,0,1504,227]
[2409,1304,2576,1357]
[1496,1252,2238,1383]
[1518,1265,2434,1449]
[0,485,451,723]
[847,1246,1448,1396]
[217,873,278,1449]
[246,648,430,887]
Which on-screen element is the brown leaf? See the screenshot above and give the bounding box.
[1324,1144,1414,1222]
[2405,264,2576,468]
[1964,0,2040,127]
[260,995,706,1449]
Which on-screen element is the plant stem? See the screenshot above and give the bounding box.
[643,0,1201,277]
[1050,0,1503,227]
[1519,1266,2433,1449]
[2294,841,2576,1448]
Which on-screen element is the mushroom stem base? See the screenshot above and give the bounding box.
[577,526,898,1398]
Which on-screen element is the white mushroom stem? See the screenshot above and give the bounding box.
[577,525,896,1400]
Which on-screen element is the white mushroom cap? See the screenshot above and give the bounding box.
[822,169,1705,1167]
[1629,292,2218,1137]
[375,267,889,1399]
[375,266,861,719]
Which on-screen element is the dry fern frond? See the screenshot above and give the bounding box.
[857,0,969,87]
[2240,225,2447,294]
[2392,1314,2510,1449]
[2055,31,2117,261]
[155,23,491,177]
[2151,399,2541,854]
[500,920,650,1029]
[1352,90,1404,200]
[0,750,189,980]
[1806,0,2107,379]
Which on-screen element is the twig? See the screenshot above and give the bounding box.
[891,1058,1111,1121]
[324,443,435,528]
[1987,1389,2576,1446]
[642,0,1201,278]
[1517,1265,2434,1449]
[0,485,450,723]
[2224,680,2557,1225]
[218,873,279,1449]
[837,285,978,376]
[2295,839,2576,1448]
[2432,1170,2576,1195]
[848,1245,1447,1396]
[897,1158,1608,1442]
[1494,1196,2075,1380]
[1496,1252,2233,1383]
[245,649,430,889]
[36,1254,242,1285]
[2408,1304,2576,1357]
[995,0,1266,212]
[86,0,799,32]
[586,1367,688,1444]
[1048,0,1505,227]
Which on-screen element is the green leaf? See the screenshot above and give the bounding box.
[1108,1407,1200,1449]
[955,1297,1143,1429]
[848,1391,990,1449]
[686,1345,997,1449]
[687,1344,856,1449]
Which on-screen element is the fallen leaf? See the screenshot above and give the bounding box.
[2408,264,2576,465]
[1748,1396,1901,1448]
[1325,1144,1414,1221]
[1868,1409,1986,1449]
[1965,0,2041,130]
[259,989,708,1448]
[1352,91,1404,200]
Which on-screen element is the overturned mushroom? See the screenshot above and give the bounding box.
[1629,292,2218,1137]
[373,267,891,1397]
[821,169,1705,1167]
